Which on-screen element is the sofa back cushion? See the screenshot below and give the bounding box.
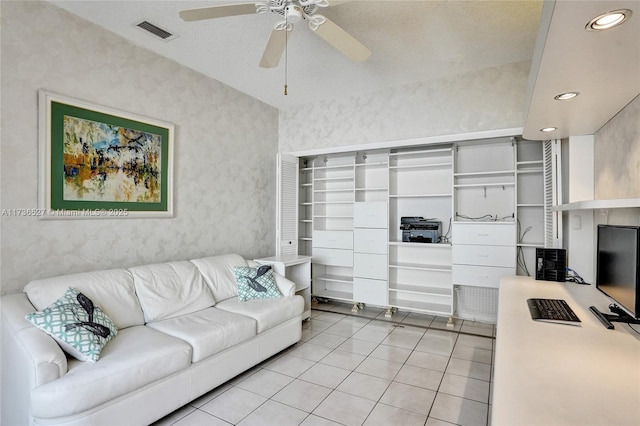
[23,269,144,329]
[190,254,248,302]
[129,261,215,323]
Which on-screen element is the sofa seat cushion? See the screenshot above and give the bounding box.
[216,295,304,334]
[146,307,257,363]
[30,325,191,420]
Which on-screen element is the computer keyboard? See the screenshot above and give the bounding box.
[527,298,581,324]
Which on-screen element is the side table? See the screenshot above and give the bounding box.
[254,255,312,320]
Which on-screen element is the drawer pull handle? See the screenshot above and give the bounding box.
[477,233,490,237]
[478,254,489,257]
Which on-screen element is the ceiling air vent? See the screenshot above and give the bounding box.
[135,20,176,41]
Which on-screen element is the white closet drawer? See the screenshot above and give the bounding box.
[453,264,515,288]
[452,245,515,267]
[354,229,388,254]
[353,277,388,306]
[354,253,387,280]
[453,223,515,246]
[312,231,353,249]
[354,202,387,228]
[313,248,353,267]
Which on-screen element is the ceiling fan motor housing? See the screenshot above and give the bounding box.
[269,0,318,18]
[285,4,303,22]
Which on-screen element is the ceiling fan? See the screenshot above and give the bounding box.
[179,0,372,68]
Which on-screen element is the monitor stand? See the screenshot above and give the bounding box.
[589,304,640,329]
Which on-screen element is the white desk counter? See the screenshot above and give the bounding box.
[493,276,640,426]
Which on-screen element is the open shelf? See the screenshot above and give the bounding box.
[388,241,452,248]
[388,283,452,296]
[312,289,353,302]
[454,170,515,177]
[454,182,515,188]
[552,198,640,211]
[390,163,452,171]
[387,296,451,316]
[389,262,451,272]
[389,193,452,198]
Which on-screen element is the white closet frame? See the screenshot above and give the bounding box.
[277,128,531,321]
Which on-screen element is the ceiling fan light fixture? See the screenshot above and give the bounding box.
[586,9,632,31]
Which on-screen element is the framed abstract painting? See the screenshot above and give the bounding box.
[38,90,174,219]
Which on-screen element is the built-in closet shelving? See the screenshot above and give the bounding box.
[290,134,545,323]
[352,152,389,310]
[312,155,355,231]
[298,160,313,256]
[355,151,389,202]
[453,139,516,222]
[310,154,356,303]
[515,140,545,276]
[387,146,454,317]
[452,138,516,322]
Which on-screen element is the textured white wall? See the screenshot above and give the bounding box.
[278,61,531,153]
[595,94,640,200]
[0,1,279,294]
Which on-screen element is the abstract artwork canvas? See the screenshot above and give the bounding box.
[39,91,174,218]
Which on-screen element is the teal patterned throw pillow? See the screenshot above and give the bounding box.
[233,265,282,302]
[25,287,118,362]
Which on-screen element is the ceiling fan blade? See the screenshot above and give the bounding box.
[259,28,290,68]
[312,17,371,63]
[179,3,257,22]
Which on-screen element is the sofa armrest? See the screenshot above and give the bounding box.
[1,293,68,384]
[247,260,297,297]
[273,273,297,297]
[2,293,68,426]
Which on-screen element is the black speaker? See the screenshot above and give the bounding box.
[536,248,566,282]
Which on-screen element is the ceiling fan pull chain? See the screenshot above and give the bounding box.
[284,11,288,95]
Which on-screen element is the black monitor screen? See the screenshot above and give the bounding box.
[596,225,640,318]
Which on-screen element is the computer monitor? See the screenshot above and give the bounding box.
[595,225,640,320]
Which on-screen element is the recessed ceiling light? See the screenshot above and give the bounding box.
[554,92,580,100]
[540,127,557,133]
[586,9,632,31]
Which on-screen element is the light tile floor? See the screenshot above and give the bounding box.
[154,302,496,426]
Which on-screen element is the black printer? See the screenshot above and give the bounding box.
[400,217,442,243]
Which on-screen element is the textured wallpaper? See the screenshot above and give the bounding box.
[0,1,279,294]
[278,61,531,153]
[594,94,640,199]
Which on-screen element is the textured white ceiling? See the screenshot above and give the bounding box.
[49,0,543,110]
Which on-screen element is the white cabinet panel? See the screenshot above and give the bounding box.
[312,231,353,249]
[354,253,387,280]
[353,277,388,306]
[453,223,515,246]
[354,202,387,228]
[354,229,387,254]
[453,264,515,288]
[452,245,515,267]
[313,248,353,267]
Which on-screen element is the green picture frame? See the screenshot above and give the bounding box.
[38,90,174,219]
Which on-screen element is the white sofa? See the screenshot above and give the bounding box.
[1,254,304,426]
